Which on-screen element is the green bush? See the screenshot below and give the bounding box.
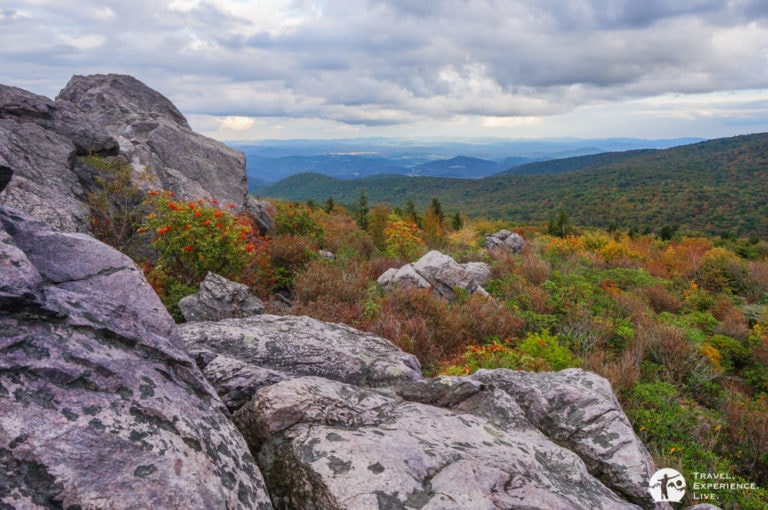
[142,190,270,316]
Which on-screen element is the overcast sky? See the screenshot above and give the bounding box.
[2,0,768,142]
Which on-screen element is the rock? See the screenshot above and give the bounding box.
[461,261,492,286]
[0,84,94,232]
[233,373,654,510]
[179,314,422,389]
[318,249,335,259]
[191,350,289,414]
[471,368,658,508]
[377,264,431,291]
[179,272,265,323]
[0,74,274,233]
[485,229,525,253]
[378,250,488,300]
[0,205,272,509]
[0,161,11,193]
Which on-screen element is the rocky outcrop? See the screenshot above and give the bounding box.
[0,74,273,233]
[179,271,265,322]
[227,370,659,509]
[0,201,272,508]
[180,314,423,389]
[180,310,664,510]
[377,250,490,300]
[485,229,525,253]
[471,369,656,506]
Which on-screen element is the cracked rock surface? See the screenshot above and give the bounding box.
[232,374,652,509]
[0,204,272,509]
[187,314,663,509]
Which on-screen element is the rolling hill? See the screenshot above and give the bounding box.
[235,136,701,191]
[257,133,768,238]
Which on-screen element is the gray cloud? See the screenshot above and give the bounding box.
[1,0,767,135]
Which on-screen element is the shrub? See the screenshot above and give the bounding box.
[695,247,755,297]
[368,288,467,371]
[517,330,580,371]
[640,283,682,314]
[273,201,325,241]
[366,287,525,373]
[291,258,374,326]
[143,192,266,285]
[441,339,548,375]
[84,155,147,255]
[722,393,768,485]
[383,216,426,260]
[640,321,697,385]
[268,234,318,290]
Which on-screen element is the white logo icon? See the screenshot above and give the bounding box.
[649,468,686,503]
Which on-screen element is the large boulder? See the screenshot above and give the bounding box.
[378,250,490,300]
[0,84,97,232]
[0,75,273,233]
[179,271,265,323]
[231,371,660,509]
[179,315,422,390]
[0,203,272,509]
[181,309,662,509]
[470,368,657,507]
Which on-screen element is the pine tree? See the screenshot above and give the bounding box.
[356,189,369,230]
[547,209,574,238]
[451,211,463,231]
[404,199,421,227]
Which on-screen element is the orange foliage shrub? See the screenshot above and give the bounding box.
[646,238,713,279]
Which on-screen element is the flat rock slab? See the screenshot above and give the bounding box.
[179,314,423,390]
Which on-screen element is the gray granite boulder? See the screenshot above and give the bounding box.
[232,372,658,509]
[471,368,659,507]
[378,250,489,300]
[179,272,265,323]
[0,204,272,509]
[485,229,525,253]
[179,314,423,389]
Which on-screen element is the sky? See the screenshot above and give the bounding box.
[2,0,768,142]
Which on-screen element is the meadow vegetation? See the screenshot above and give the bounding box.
[85,156,767,507]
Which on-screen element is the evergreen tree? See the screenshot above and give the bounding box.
[547,209,575,238]
[428,197,445,223]
[356,189,369,230]
[324,197,335,213]
[404,199,421,227]
[451,211,463,231]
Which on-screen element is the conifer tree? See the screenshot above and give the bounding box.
[356,189,369,230]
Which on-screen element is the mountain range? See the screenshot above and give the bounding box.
[234,137,701,190]
[256,132,768,238]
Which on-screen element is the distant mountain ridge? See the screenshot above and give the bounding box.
[234,136,701,190]
[258,132,768,238]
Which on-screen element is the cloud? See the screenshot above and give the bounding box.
[1,0,767,139]
[217,115,256,131]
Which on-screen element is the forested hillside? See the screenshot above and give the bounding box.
[259,133,768,238]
